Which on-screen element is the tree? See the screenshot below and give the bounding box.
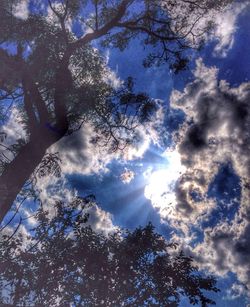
[0,197,219,306]
[0,0,232,223]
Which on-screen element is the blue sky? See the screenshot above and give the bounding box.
[1,0,250,305]
[65,3,250,305]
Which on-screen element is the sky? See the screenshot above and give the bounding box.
[1,0,250,306]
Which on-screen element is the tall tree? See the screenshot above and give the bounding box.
[0,198,219,306]
[0,0,232,222]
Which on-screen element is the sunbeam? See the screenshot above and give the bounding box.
[144,150,185,218]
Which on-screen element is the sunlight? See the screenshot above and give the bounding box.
[144,150,185,218]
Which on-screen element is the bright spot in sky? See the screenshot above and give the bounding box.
[144,150,185,218]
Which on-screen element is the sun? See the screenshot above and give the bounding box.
[144,150,185,218]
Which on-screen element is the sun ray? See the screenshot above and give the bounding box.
[144,150,185,219]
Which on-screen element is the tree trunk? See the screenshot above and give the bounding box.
[0,128,64,223]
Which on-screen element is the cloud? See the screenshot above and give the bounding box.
[192,217,250,294]
[169,58,250,292]
[212,2,248,57]
[34,109,165,226]
[13,0,29,20]
[49,123,106,176]
[33,174,78,219]
[120,168,135,184]
[1,107,27,147]
[49,122,129,176]
[46,1,74,33]
[49,100,166,177]
[32,172,117,234]
[0,107,27,171]
[104,50,123,90]
[144,149,187,221]
[164,0,248,58]
[0,223,32,254]
[85,204,117,235]
[224,282,249,300]
[170,58,250,217]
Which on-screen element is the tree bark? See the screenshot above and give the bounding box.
[0,128,65,223]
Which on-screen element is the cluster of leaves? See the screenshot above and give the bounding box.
[89,76,158,152]
[35,152,62,179]
[0,198,219,306]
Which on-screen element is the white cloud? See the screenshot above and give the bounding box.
[192,217,250,293]
[212,2,248,57]
[144,149,186,221]
[46,1,73,33]
[48,100,166,177]
[33,172,117,234]
[0,107,27,172]
[1,107,27,147]
[0,223,31,254]
[224,283,249,300]
[170,58,250,217]
[13,0,29,20]
[49,122,125,176]
[85,204,117,235]
[120,168,135,184]
[104,50,123,90]
[33,173,78,219]
[163,0,248,58]
[168,58,250,293]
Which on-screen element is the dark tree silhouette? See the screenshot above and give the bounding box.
[0,198,219,306]
[0,0,232,222]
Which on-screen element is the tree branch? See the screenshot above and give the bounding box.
[48,0,69,44]
[25,74,50,127]
[22,80,39,133]
[69,0,133,52]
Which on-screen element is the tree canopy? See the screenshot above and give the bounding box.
[0,0,232,222]
[0,197,219,306]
